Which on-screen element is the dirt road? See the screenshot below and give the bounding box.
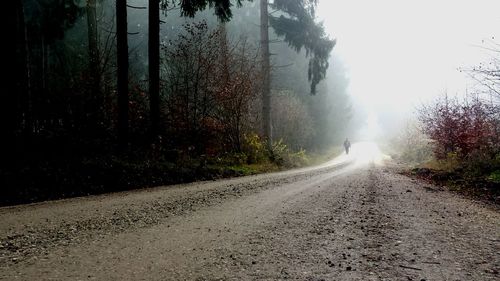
[1,143,498,280]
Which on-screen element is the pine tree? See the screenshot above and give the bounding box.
[270,0,335,95]
[259,0,335,148]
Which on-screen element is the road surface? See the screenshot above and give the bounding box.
[0,142,498,280]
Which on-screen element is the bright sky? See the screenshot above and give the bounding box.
[317,0,500,138]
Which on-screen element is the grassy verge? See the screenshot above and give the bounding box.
[404,157,500,205]
[308,146,344,166]
[0,147,343,207]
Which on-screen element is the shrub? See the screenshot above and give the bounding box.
[271,139,309,168]
[417,94,500,187]
[489,170,500,183]
[418,94,499,160]
[242,133,268,164]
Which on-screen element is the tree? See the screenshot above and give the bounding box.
[260,0,272,149]
[146,0,246,140]
[4,0,25,167]
[308,55,352,150]
[259,0,335,149]
[14,0,29,136]
[116,0,129,149]
[162,21,259,155]
[86,1,99,79]
[463,39,500,103]
[17,0,82,136]
[86,0,102,132]
[216,30,261,152]
[270,0,335,95]
[149,0,160,138]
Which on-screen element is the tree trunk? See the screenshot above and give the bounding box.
[116,0,129,149]
[14,0,27,130]
[19,0,32,135]
[41,36,48,131]
[87,0,99,76]
[87,0,101,129]
[219,23,229,79]
[260,0,272,150]
[149,0,160,138]
[4,0,24,167]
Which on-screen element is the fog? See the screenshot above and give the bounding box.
[110,0,500,143]
[6,0,500,205]
[317,0,500,141]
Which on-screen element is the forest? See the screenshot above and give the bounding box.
[3,0,352,205]
[2,1,499,279]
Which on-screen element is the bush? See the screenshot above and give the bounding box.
[489,170,500,183]
[417,94,500,182]
[418,94,499,160]
[242,133,268,164]
[271,139,309,168]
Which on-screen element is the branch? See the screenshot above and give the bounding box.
[269,39,283,44]
[465,71,500,96]
[470,44,500,53]
[127,4,146,9]
[272,63,294,69]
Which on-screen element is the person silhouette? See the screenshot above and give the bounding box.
[343,138,351,155]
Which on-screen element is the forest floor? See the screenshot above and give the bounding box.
[0,143,498,280]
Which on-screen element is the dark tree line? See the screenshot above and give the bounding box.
[3,0,347,205]
[7,0,245,148]
[9,0,335,153]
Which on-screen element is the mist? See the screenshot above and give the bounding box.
[4,1,500,279]
[318,0,500,144]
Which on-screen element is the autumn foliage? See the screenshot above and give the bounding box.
[162,21,260,156]
[418,95,499,160]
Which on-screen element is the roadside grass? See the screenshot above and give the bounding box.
[407,154,500,204]
[0,146,342,207]
[222,145,344,177]
[488,170,500,183]
[227,162,282,175]
[308,146,344,166]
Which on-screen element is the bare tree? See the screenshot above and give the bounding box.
[464,39,500,103]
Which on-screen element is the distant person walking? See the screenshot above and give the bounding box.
[343,138,351,155]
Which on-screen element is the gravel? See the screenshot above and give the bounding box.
[0,159,498,280]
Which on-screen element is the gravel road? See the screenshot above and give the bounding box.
[1,143,498,280]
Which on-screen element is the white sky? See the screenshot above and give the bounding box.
[317,0,500,138]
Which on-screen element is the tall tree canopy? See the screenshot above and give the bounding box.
[170,0,244,20]
[260,0,335,149]
[269,0,335,94]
